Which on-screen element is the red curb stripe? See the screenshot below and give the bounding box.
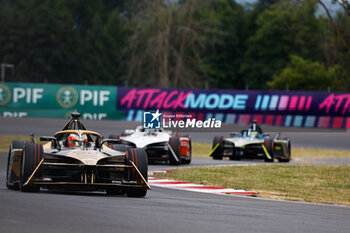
[173,186,225,190]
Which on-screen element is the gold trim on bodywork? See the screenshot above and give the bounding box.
[24,159,44,186]
[54,130,101,138]
[42,142,52,150]
[129,161,151,190]
[91,170,95,184]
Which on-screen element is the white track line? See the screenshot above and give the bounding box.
[148,177,258,196]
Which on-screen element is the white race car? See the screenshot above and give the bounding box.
[109,126,191,165]
[210,121,291,162]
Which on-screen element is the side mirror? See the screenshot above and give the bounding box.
[40,136,56,142]
[124,129,135,135]
[40,136,61,150]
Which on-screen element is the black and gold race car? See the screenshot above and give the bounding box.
[6,112,150,197]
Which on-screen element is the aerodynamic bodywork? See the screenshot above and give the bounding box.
[109,126,192,165]
[6,112,150,197]
[210,121,291,162]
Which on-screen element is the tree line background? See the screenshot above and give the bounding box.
[0,0,349,91]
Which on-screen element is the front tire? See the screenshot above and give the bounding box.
[264,138,275,162]
[20,143,43,192]
[125,148,148,197]
[168,137,181,165]
[6,140,27,190]
[212,136,224,160]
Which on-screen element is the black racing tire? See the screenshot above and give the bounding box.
[212,136,224,160]
[181,138,192,165]
[108,135,119,139]
[125,148,148,197]
[121,132,129,136]
[108,144,130,152]
[6,140,27,190]
[20,143,43,192]
[278,140,291,163]
[168,136,181,165]
[264,138,275,162]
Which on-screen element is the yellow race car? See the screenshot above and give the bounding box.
[6,112,150,197]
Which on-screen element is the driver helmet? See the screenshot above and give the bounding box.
[248,131,258,138]
[247,121,259,137]
[67,134,87,147]
[251,120,258,131]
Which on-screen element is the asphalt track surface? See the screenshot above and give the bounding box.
[1,118,350,233]
[1,152,350,233]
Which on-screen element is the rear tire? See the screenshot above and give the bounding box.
[108,135,119,139]
[278,140,291,162]
[264,138,275,162]
[6,140,27,190]
[181,138,192,165]
[125,148,148,197]
[168,137,181,165]
[20,143,43,192]
[180,138,192,165]
[108,144,130,152]
[212,136,224,160]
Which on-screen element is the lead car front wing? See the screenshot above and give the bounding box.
[23,159,151,189]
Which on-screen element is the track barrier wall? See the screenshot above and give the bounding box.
[1,82,350,128]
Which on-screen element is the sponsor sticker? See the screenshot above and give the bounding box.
[56,86,78,108]
[0,84,11,106]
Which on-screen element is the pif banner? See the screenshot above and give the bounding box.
[0,82,122,120]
